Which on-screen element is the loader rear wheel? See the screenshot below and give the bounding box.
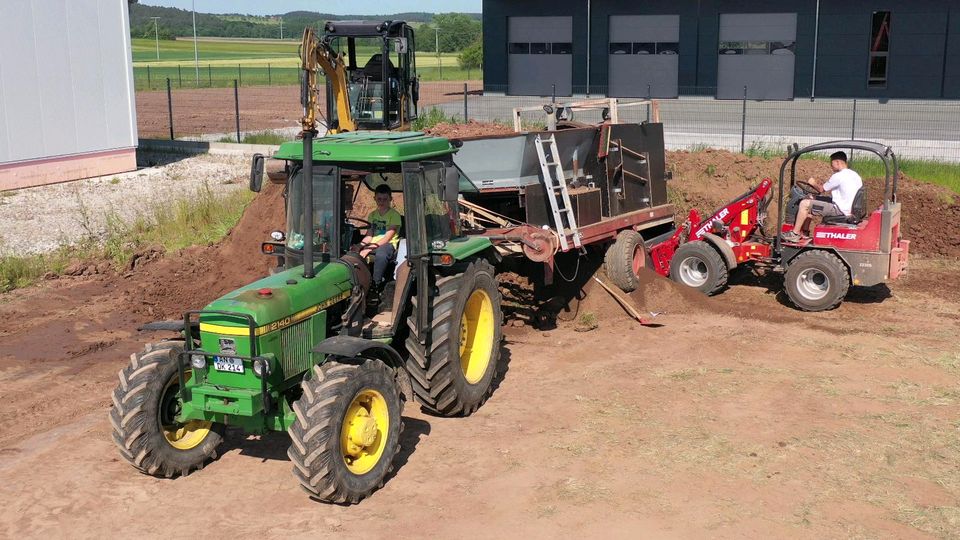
[405,259,503,417]
[605,230,649,292]
[669,241,728,295]
[784,250,850,311]
[110,342,225,478]
[288,359,402,504]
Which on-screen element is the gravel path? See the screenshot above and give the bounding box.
[0,152,250,255]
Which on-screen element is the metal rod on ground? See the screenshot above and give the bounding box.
[166,78,174,140]
[234,80,241,143]
[740,85,747,153]
[463,82,468,122]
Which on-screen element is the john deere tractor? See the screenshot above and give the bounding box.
[110,129,504,503]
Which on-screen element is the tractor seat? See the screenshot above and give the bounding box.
[821,187,866,226]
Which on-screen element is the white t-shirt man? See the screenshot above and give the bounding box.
[822,168,863,215]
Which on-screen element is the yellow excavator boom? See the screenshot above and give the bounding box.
[300,27,355,134]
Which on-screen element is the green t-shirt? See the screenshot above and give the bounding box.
[367,207,402,248]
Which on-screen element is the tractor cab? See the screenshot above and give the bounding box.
[252,131,486,338]
[322,20,418,130]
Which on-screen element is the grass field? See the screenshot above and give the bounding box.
[131,38,472,89]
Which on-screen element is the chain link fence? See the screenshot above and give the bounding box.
[136,79,960,162]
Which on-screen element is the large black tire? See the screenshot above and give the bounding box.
[288,359,402,504]
[110,342,225,478]
[669,240,729,295]
[604,230,648,292]
[405,259,503,417]
[784,250,850,311]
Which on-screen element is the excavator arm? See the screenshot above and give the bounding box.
[300,27,355,134]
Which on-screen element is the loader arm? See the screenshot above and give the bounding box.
[300,27,355,134]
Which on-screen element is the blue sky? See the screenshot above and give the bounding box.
[139,1,482,15]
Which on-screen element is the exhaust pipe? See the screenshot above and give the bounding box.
[302,130,315,279]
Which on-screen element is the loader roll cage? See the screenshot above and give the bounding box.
[774,140,900,252]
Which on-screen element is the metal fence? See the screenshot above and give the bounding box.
[136,80,960,162]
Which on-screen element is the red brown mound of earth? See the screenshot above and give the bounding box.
[424,120,516,139]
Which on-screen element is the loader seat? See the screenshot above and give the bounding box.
[821,187,866,225]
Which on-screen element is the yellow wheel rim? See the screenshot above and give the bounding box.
[160,371,213,451]
[459,288,495,385]
[340,389,390,475]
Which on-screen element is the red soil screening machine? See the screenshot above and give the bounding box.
[648,140,909,311]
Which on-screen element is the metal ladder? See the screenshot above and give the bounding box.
[534,134,582,251]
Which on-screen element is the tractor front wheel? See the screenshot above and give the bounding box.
[405,259,503,417]
[784,250,850,311]
[110,342,225,478]
[669,241,729,295]
[288,359,402,504]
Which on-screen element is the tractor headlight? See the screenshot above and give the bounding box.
[190,354,207,369]
[253,358,271,377]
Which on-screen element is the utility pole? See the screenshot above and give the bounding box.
[192,0,200,85]
[435,28,441,80]
[150,17,161,61]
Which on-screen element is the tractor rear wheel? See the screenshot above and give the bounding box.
[405,259,503,417]
[110,341,225,478]
[288,359,402,504]
[604,230,649,292]
[784,250,850,311]
[669,241,729,295]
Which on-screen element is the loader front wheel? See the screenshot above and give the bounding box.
[405,259,503,417]
[110,342,225,478]
[288,359,402,504]
[669,241,729,295]
[784,250,849,311]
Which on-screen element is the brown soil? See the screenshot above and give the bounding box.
[2,144,960,537]
[137,81,483,138]
[424,120,516,138]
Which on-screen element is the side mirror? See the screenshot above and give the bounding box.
[442,167,460,202]
[249,153,265,193]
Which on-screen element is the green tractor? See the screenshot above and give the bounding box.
[110,131,504,503]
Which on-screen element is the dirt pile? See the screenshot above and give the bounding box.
[424,120,515,139]
[667,150,960,257]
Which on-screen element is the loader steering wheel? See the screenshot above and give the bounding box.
[795,181,821,196]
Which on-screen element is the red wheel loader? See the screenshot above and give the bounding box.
[647,140,910,311]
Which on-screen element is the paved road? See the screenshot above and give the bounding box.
[440,95,960,161]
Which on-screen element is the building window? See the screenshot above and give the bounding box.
[612,42,680,55]
[869,11,891,88]
[719,41,795,55]
[610,42,632,54]
[510,42,573,55]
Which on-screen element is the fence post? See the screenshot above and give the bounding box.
[178,64,182,87]
[463,82,468,122]
[551,84,556,104]
[850,99,858,161]
[268,63,272,85]
[147,65,151,89]
[234,80,241,143]
[208,64,212,87]
[740,85,748,153]
[166,78,174,140]
[238,64,242,86]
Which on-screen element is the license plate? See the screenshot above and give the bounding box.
[213,356,244,373]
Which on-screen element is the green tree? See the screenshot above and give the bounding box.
[417,13,481,53]
[458,41,482,69]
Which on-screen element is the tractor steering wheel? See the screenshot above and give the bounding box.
[345,216,372,230]
[795,181,821,196]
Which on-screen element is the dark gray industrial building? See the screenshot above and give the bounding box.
[482,0,960,99]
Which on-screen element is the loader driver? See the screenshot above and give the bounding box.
[781,151,863,243]
[357,184,402,289]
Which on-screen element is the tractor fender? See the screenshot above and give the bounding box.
[313,335,404,369]
[701,233,738,270]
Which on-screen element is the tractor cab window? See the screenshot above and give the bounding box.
[402,162,459,255]
[286,166,340,253]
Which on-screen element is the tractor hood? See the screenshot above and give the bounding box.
[198,262,352,336]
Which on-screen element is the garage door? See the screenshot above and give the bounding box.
[608,15,680,98]
[717,13,796,100]
[507,16,573,96]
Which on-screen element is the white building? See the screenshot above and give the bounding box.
[0,0,138,190]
